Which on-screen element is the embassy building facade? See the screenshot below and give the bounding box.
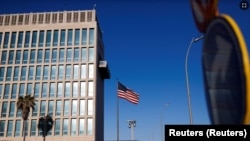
[0,9,110,141]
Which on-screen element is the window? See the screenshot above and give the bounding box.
[1,51,7,64]
[53,30,58,46]
[32,14,37,24]
[66,48,72,62]
[18,15,23,25]
[40,101,46,116]
[58,65,64,80]
[24,31,30,47]
[43,66,49,80]
[52,49,57,63]
[88,81,94,96]
[9,102,15,117]
[81,48,87,61]
[22,50,28,64]
[71,119,77,135]
[65,82,70,97]
[87,11,92,22]
[88,99,94,115]
[72,100,77,116]
[63,119,69,135]
[0,33,2,45]
[56,101,62,116]
[1,102,8,117]
[67,13,71,23]
[49,83,55,98]
[88,64,94,79]
[35,66,41,80]
[0,67,5,81]
[19,83,25,97]
[7,120,13,137]
[10,32,17,48]
[79,119,84,135]
[73,12,78,22]
[48,101,54,116]
[17,32,23,48]
[45,14,50,23]
[27,83,32,95]
[89,47,94,62]
[4,84,10,99]
[80,100,85,116]
[89,29,94,45]
[82,29,87,45]
[87,118,93,135]
[15,120,21,136]
[74,48,79,62]
[39,30,44,47]
[38,14,44,23]
[57,83,63,97]
[55,119,61,135]
[0,85,2,98]
[59,13,63,23]
[73,82,78,97]
[30,50,36,63]
[0,16,3,26]
[6,67,12,81]
[46,30,51,46]
[45,49,50,63]
[74,29,80,45]
[67,29,73,46]
[81,65,86,79]
[74,65,79,79]
[21,66,27,81]
[31,120,37,136]
[32,101,38,116]
[11,84,17,99]
[0,121,5,136]
[80,12,85,22]
[8,51,14,64]
[37,49,43,63]
[3,32,10,48]
[28,66,34,80]
[50,65,56,80]
[60,30,65,46]
[34,83,40,98]
[1,14,9,22]
[24,15,29,24]
[15,50,21,64]
[42,83,47,98]
[11,15,17,25]
[66,65,71,79]
[64,100,70,116]
[59,49,65,62]
[81,82,86,97]
[52,13,57,23]
[31,31,37,47]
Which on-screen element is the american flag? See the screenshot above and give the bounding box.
[117,82,139,104]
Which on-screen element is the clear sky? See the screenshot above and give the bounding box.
[0,0,249,141]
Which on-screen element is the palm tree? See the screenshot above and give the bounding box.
[16,95,35,141]
[38,115,54,141]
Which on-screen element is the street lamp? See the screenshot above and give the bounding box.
[127,120,136,140]
[185,36,204,125]
[160,103,169,141]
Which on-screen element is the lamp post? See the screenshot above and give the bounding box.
[160,103,169,141]
[185,36,204,125]
[127,120,136,140]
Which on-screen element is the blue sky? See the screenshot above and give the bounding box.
[0,0,249,141]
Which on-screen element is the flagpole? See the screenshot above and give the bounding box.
[117,80,119,141]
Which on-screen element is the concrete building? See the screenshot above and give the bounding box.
[0,9,110,141]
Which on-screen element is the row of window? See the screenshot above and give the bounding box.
[0,118,93,137]
[0,29,95,48]
[0,11,93,26]
[1,99,94,118]
[0,81,94,99]
[0,47,94,65]
[0,64,94,82]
